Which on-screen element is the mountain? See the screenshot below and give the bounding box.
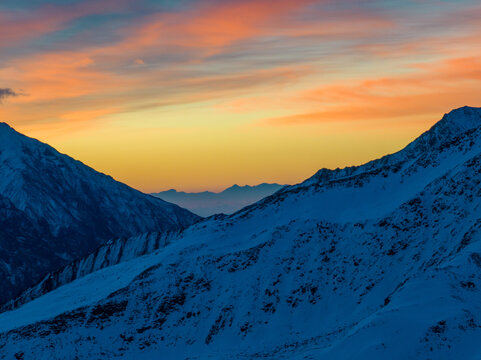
[152,183,285,217]
[0,123,200,305]
[1,107,481,359]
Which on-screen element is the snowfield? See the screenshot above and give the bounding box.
[1,106,481,359]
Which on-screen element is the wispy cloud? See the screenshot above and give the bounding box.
[260,55,481,128]
[1,0,480,149]
[0,88,18,103]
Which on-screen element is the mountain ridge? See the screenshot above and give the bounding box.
[235,106,481,221]
[1,107,481,358]
[160,183,284,195]
[152,183,286,216]
[302,105,481,187]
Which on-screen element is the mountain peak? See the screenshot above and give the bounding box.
[225,184,243,191]
[404,106,481,155]
[0,122,16,135]
[0,122,28,155]
[438,106,481,133]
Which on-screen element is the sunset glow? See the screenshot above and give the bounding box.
[1,0,480,192]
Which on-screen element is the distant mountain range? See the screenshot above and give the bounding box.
[0,123,199,305]
[2,107,481,359]
[152,183,286,217]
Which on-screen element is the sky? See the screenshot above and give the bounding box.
[0,0,480,192]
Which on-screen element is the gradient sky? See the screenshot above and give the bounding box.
[1,0,480,192]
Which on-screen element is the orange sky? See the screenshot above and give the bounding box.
[1,0,480,192]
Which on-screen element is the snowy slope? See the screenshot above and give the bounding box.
[0,123,200,305]
[1,107,481,359]
[152,183,285,216]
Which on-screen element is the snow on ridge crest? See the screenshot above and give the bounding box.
[408,106,481,152]
[437,106,481,133]
[299,106,481,188]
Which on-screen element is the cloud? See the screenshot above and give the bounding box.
[0,0,136,51]
[2,0,481,134]
[0,88,18,103]
[260,55,481,128]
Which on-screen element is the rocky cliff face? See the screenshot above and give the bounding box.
[0,123,200,305]
[1,231,182,312]
[1,107,481,359]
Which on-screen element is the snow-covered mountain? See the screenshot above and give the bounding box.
[152,183,285,217]
[1,106,481,359]
[0,123,200,305]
